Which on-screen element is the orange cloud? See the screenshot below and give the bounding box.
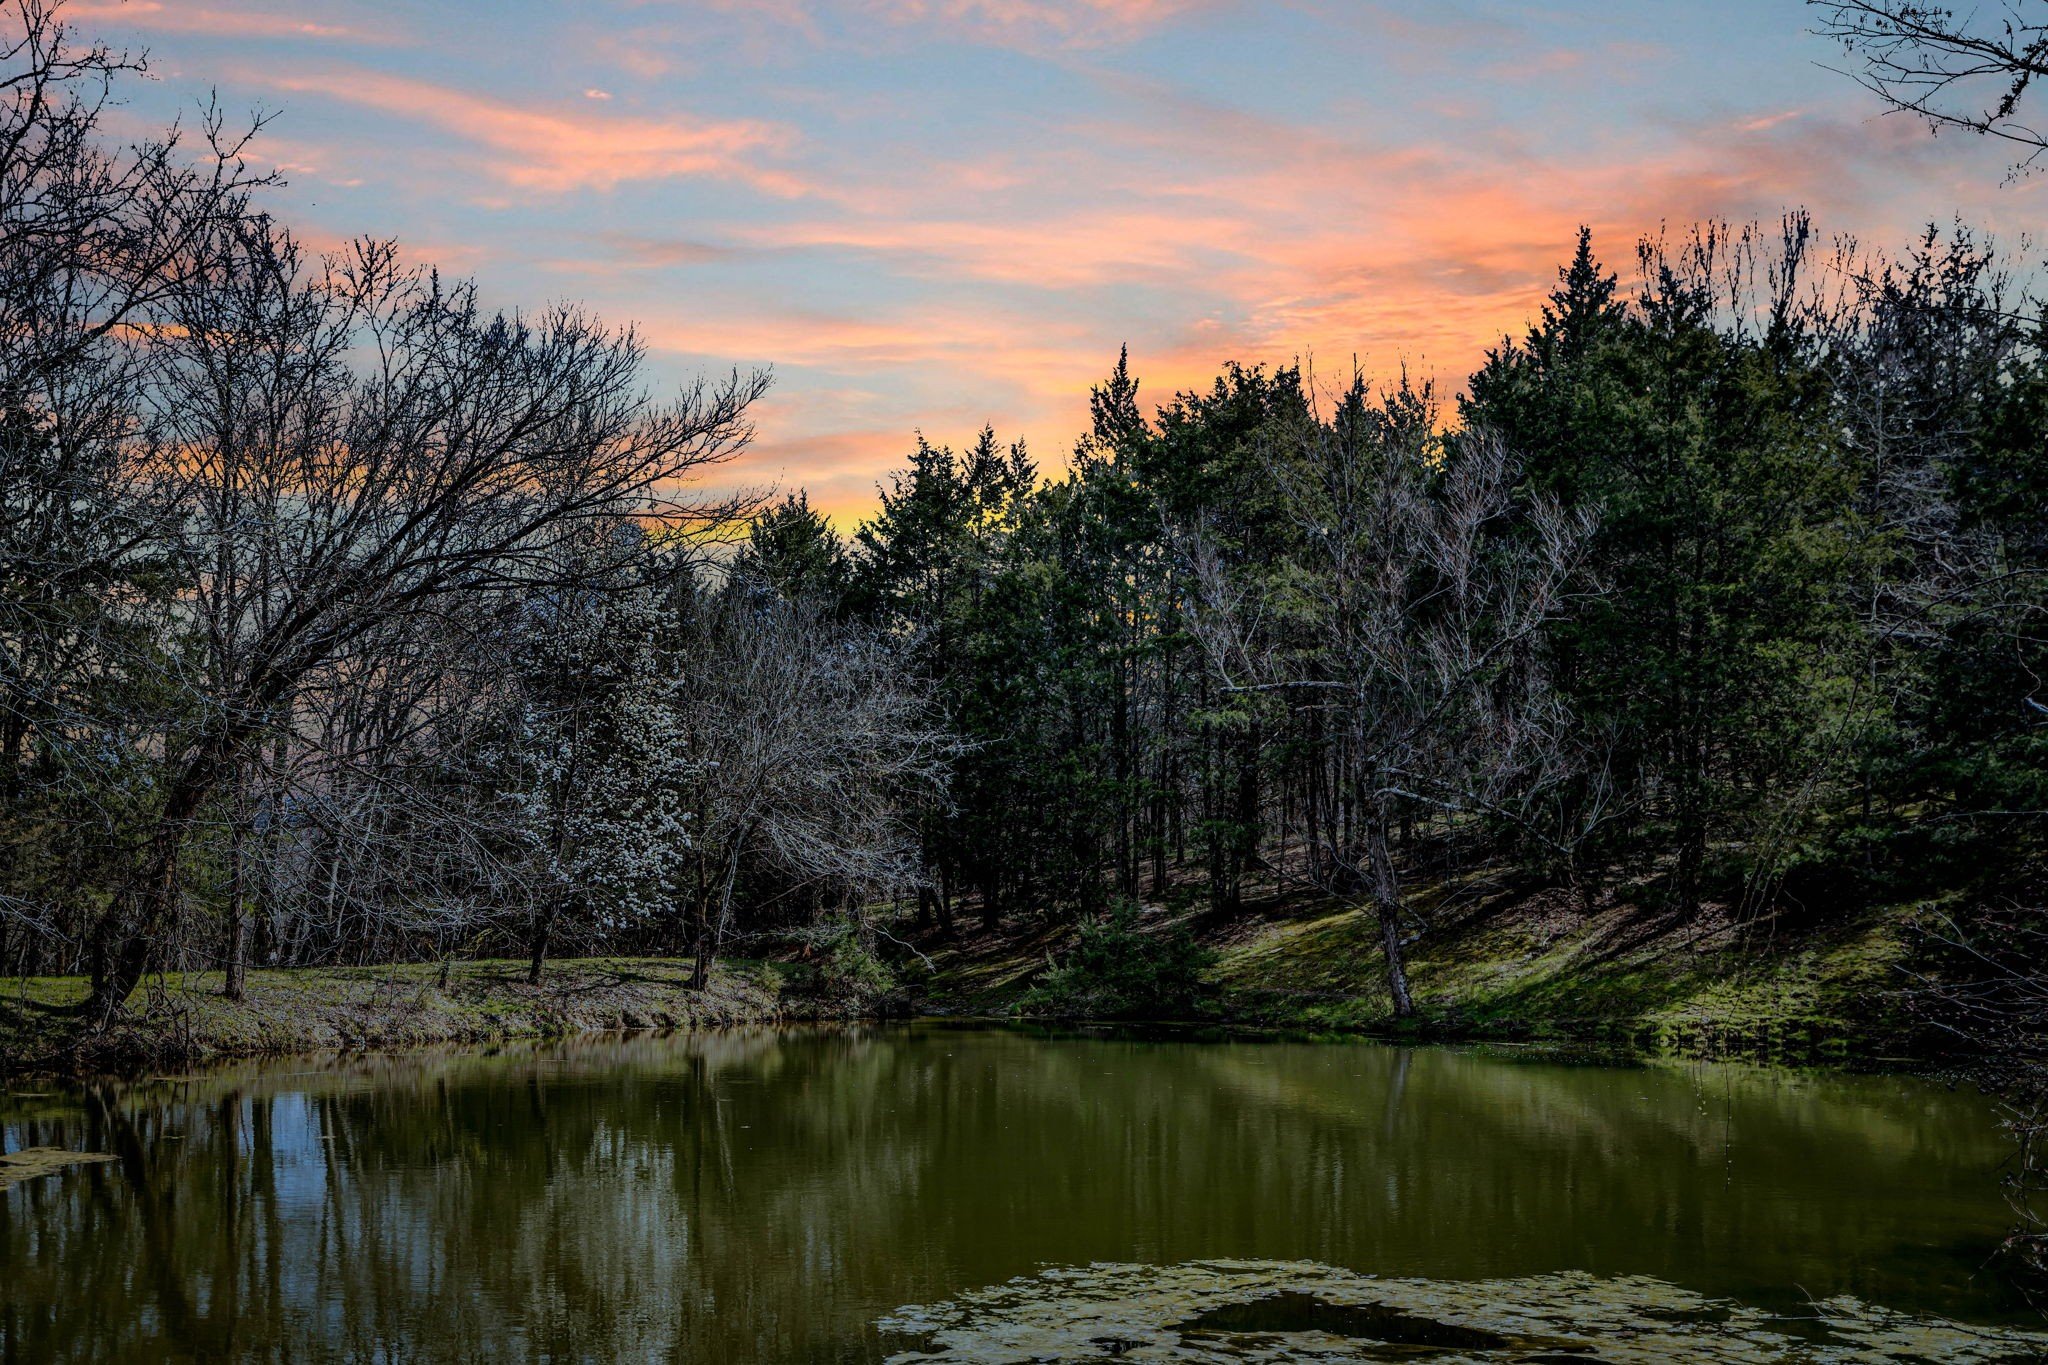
[724,208,1253,288]
[59,0,2029,542]
[608,80,2001,524]
[254,67,804,195]
[640,306,1098,401]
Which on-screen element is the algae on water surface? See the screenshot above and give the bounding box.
[878,1260,2048,1363]
[0,1146,115,1189]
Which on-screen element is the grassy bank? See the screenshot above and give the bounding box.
[3,881,1941,1078]
[0,957,846,1077]
[912,879,1931,1065]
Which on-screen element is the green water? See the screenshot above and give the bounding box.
[0,1024,2036,1361]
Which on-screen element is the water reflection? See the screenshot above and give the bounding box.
[0,1026,2030,1362]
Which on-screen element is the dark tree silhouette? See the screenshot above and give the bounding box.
[1811,1,2048,176]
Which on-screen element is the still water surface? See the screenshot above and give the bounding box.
[0,1024,2037,1361]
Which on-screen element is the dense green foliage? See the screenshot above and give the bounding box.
[1022,902,1215,1020]
[815,222,2044,1016]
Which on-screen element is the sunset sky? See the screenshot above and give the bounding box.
[76,0,2037,520]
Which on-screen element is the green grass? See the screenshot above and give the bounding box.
[1228,891,1926,1061]
[0,955,828,1077]
[914,880,1933,1065]
[4,885,1943,1077]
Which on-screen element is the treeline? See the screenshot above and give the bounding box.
[805,220,2045,1016]
[3,1,2044,1026]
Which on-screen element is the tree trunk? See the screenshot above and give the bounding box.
[1673,780,1707,922]
[221,767,249,1001]
[689,844,741,991]
[88,737,235,1026]
[526,904,555,985]
[683,851,713,987]
[1112,653,1137,900]
[1366,813,1416,1019]
[223,828,247,1002]
[87,832,181,1027]
[687,889,711,990]
[1148,779,1168,896]
[935,864,955,936]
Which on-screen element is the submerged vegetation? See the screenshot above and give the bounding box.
[0,1145,112,1190]
[878,1259,2048,1363]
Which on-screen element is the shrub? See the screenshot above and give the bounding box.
[788,917,897,1006]
[1023,901,1215,1020]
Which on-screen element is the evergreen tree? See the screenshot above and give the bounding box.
[733,491,851,610]
[1465,226,1859,917]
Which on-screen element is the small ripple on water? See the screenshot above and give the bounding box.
[875,1260,2048,1363]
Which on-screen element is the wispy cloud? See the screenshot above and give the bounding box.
[639,304,1094,393]
[726,208,1252,287]
[252,67,806,195]
[68,1,389,43]
[1736,108,1806,133]
[866,0,1212,47]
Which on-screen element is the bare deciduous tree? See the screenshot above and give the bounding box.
[1811,1,2048,176]
[83,212,766,1023]
[667,584,952,988]
[1188,382,1591,1017]
[0,0,274,963]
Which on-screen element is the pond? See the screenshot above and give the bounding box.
[3,1023,2044,1362]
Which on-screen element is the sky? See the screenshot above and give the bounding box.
[71,0,2039,521]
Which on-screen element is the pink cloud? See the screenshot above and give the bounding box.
[1736,108,1806,133]
[254,67,805,195]
[638,305,1097,400]
[66,1,386,42]
[726,429,926,526]
[621,81,2004,520]
[652,0,1211,52]
[869,0,1205,45]
[590,93,1936,511]
[725,208,1253,287]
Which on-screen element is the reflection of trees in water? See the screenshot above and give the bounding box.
[0,1030,2028,1361]
[1122,1043,2014,1302]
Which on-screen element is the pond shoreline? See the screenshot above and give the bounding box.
[0,957,883,1080]
[0,887,1977,1081]
[2,949,1957,1084]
